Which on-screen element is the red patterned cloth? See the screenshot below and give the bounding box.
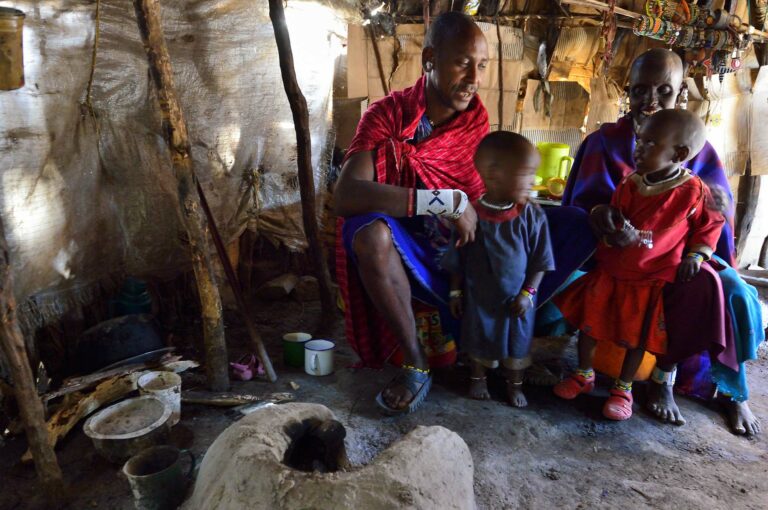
[336,76,489,368]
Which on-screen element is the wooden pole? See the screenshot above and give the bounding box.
[0,219,65,498]
[268,0,337,334]
[495,18,504,129]
[195,183,277,382]
[133,0,229,391]
[736,168,760,265]
[367,24,391,97]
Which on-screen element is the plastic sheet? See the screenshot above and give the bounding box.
[0,0,347,328]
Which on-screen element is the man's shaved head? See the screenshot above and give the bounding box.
[423,12,482,55]
[421,12,488,117]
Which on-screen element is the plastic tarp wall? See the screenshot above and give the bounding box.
[0,0,345,330]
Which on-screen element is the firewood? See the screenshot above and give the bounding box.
[43,356,193,402]
[181,390,293,407]
[22,361,198,462]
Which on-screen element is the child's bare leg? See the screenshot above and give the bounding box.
[577,333,597,371]
[554,333,597,399]
[647,362,686,425]
[504,368,527,407]
[618,347,645,383]
[469,358,491,400]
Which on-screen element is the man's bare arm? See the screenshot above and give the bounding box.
[333,151,410,218]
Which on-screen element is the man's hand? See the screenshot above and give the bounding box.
[589,204,624,237]
[454,200,477,247]
[677,255,702,282]
[450,296,463,318]
[510,293,533,318]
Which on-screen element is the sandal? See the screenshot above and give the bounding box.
[603,388,633,421]
[553,372,595,400]
[375,366,432,416]
[230,354,264,381]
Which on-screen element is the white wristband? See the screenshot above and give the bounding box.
[416,189,467,220]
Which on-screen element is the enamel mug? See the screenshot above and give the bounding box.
[304,340,335,376]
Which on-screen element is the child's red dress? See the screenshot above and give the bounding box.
[555,170,724,354]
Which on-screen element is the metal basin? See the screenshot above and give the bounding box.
[83,396,171,463]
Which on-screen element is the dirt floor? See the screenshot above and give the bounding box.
[1,297,767,510]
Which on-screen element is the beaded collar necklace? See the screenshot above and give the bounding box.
[642,167,683,186]
[478,194,516,211]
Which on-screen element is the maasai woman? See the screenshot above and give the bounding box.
[554,110,726,421]
[540,49,763,435]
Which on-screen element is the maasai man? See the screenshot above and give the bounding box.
[334,12,490,413]
[542,48,763,435]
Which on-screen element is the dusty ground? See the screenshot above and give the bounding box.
[1,298,767,510]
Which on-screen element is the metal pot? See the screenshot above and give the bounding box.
[83,396,171,464]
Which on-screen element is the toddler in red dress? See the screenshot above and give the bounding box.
[553,109,724,421]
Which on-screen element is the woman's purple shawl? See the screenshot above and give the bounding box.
[562,115,735,263]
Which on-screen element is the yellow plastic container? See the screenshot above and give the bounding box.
[0,7,24,91]
[536,143,573,193]
[593,341,657,381]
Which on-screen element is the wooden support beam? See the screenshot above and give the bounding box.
[132,0,229,391]
[0,218,65,498]
[735,171,761,265]
[268,0,338,334]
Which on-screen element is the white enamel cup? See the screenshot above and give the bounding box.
[304,340,335,376]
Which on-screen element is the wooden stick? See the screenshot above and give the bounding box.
[736,172,760,264]
[195,183,277,382]
[367,24,391,96]
[561,0,768,38]
[181,390,293,407]
[496,18,504,129]
[0,218,65,497]
[132,0,229,391]
[560,0,640,19]
[268,0,338,335]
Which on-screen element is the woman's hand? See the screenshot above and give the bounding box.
[677,256,702,282]
[453,199,477,247]
[589,204,624,237]
[510,293,533,318]
[450,297,463,318]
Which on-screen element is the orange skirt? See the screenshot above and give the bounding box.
[554,269,668,355]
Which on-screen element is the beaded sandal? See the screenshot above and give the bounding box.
[603,388,634,421]
[376,365,432,416]
[553,372,595,400]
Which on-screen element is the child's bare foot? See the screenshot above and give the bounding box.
[469,377,490,400]
[720,396,761,436]
[506,381,527,407]
[646,381,686,426]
